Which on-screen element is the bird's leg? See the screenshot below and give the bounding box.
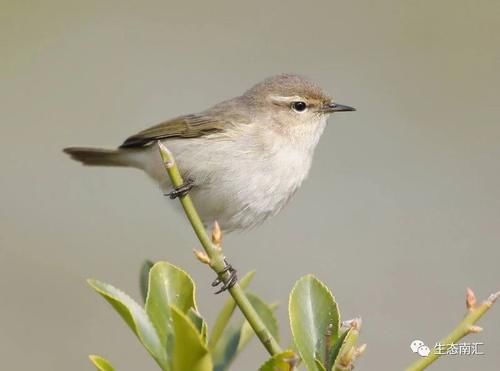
[166,178,194,199]
[212,259,238,294]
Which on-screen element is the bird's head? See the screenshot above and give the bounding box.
[243,73,355,132]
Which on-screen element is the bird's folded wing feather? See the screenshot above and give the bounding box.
[119,114,229,148]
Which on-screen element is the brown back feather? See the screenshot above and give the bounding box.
[120,114,229,148]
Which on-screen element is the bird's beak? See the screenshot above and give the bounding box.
[324,102,356,113]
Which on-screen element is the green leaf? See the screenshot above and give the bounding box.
[188,307,208,344]
[213,291,279,371]
[212,324,242,371]
[332,327,359,371]
[88,279,168,369]
[139,260,154,303]
[314,358,327,371]
[170,305,212,371]
[89,355,115,371]
[326,328,351,371]
[208,270,256,349]
[145,261,197,352]
[289,275,340,371]
[238,292,280,351]
[259,351,298,371]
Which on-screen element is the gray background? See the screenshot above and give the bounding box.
[1,1,499,370]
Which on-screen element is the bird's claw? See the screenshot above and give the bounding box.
[212,261,238,294]
[166,179,194,199]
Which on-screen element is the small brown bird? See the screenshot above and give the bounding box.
[64,74,355,231]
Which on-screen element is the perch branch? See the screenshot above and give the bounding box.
[157,141,282,356]
[405,288,500,371]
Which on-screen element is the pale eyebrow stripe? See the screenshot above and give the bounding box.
[268,95,304,104]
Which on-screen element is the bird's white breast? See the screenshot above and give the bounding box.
[158,116,327,231]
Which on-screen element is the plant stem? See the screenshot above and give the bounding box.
[405,290,500,371]
[157,141,282,356]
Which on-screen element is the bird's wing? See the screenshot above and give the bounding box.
[119,113,229,148]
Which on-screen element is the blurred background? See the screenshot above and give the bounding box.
[1,1,499,370]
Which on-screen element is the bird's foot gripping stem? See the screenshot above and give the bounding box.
[212,260,238,294]
[166,179,194,199]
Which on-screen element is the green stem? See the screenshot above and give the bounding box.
[157,141,282,356]
[405,291,499,371]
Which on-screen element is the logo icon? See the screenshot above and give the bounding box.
[410,339,430,357]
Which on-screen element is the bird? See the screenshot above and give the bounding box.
[64,73,355,232]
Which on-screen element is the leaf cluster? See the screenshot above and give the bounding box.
[89,262,362,370]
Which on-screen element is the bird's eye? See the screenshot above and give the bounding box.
[291,101,307,112]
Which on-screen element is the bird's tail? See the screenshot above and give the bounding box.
[63,147,131,167]
[64,145,169,189]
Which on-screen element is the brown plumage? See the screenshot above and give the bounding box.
[63,73,355,231]
[119,114,228,148]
